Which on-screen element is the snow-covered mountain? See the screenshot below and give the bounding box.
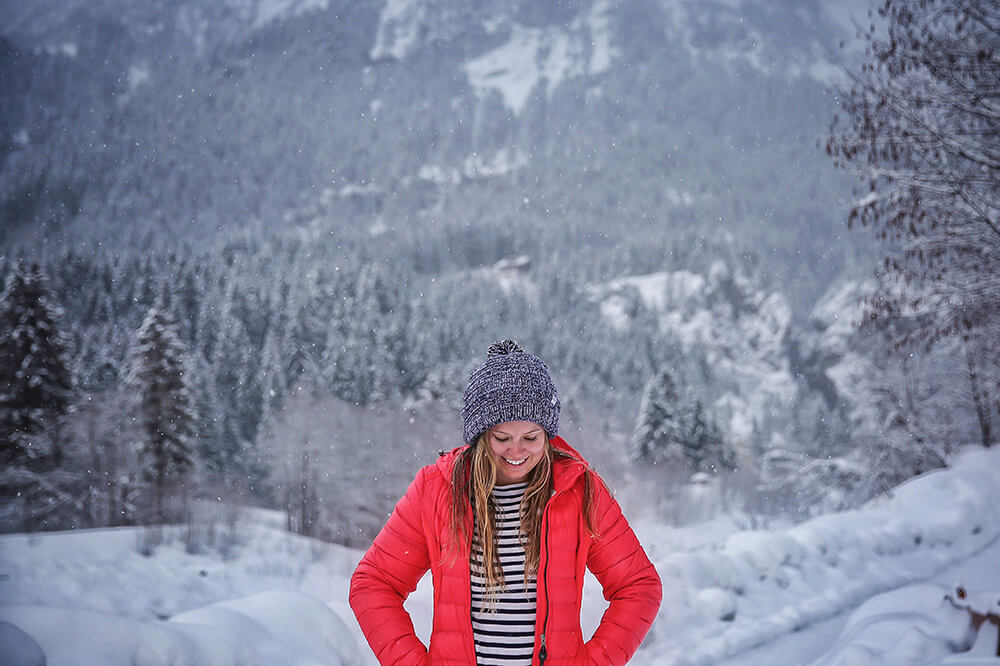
[0,0,868,310]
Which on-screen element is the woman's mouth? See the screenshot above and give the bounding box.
[503,456,529,466]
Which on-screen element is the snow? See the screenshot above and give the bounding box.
[2,449,999,665]
[43,43,77,57]
[628,445,1000,664]
[807,537,1000,665]
[373,0,616,106]
[461,6,618,114]
[586,0,618,75]
[417,149,529,186]
[811,584,977,665]
[464,24,561,115]
[128,63,151,91]
[0,591,357,666]
[0,621,44,666]
[252,0,329,30]
[809,280,869,350]
[0,510,368,665]
[665,187,696,207]
[176,5,210,56]
[171,0,329,52]
[806,60,849,87]
[589,264,796,444]
[855,191,883,209]
[370,0,424,61]
[660,0,853,86]
[463,15,614,115]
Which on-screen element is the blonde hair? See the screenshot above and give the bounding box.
[449,432,599,607]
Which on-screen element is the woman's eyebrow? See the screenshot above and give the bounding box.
[493,428,542,436]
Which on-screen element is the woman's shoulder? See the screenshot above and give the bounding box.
[551,436,610,493]
[550,436,596,471]
[410,444,467,489]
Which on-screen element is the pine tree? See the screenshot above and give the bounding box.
[683,400,734,474]
[630,366,736,477]
[0,262,76,531]
[190,352,225,478]
[0,262,74,463]
[629,367,685,465]
[212,306,258,479]
[129,304,196,524]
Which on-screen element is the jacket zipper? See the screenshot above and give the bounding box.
[460,448,585,665]
[538,462,586,665]
[538,512,550,665]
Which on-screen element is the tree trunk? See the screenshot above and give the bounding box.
[965,335,994,448]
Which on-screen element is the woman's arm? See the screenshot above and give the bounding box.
[584,478,662,666]
[349,466,434,666]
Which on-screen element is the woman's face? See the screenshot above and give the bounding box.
[487,421,547,485]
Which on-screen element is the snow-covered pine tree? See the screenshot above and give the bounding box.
[190,352,225,479]
[683,399,735,474]
[209,281,260,484]
[129,304,196,525]
[0,262,75,464]
[243,333,286,505]
[628,367,685,465]
[0,261,76,532]
[280,266,325,395]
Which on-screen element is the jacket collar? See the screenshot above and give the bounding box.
[549,435,590,492]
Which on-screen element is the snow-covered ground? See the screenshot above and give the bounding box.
[630,444,1000,665]
[0,514,367,666]
[1,445,998,666]
[713,525,1000,666]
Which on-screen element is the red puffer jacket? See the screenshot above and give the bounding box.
[350,436,662,666]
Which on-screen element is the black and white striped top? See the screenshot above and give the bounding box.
[470,481,537,666]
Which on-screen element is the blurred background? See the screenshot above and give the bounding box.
[0,0,996,549]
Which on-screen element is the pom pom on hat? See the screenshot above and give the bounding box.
[487,339,524,355]
[461,339,560,445]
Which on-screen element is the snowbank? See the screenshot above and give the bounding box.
[0,512,367,666]
[0,590,360,666]
[807,582,999,666]
[806,530,1000,666]
[629,446,1000,665]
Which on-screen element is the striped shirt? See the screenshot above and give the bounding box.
[470,481,537,666]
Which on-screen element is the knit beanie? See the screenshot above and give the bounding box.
[461,339,560,446]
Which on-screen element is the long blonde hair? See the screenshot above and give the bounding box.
[449,433,599,603]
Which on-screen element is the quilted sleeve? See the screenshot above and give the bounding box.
[584,477,662,665]
[349,465,434,666]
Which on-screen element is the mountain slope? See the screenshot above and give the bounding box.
[1,0,868,309]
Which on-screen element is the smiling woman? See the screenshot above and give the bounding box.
[488,421,546,485]
[350,339,662,666]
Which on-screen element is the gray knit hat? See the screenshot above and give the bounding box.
[461,339,560,445]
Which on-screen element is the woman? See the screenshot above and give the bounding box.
[350,340,661,666]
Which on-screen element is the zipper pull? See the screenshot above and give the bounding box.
[539,633,547,664]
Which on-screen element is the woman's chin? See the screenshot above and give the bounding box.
[496,459,535,484]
